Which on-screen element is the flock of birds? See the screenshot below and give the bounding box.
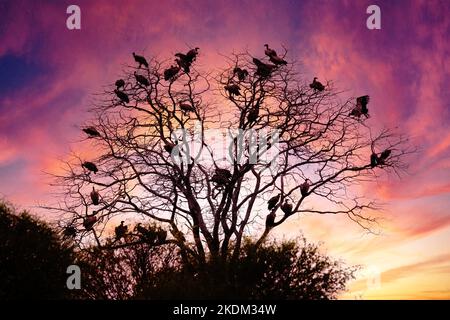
[64,45,392,239]
[264,179,311,227]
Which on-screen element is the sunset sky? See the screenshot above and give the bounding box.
[0,0,449,299]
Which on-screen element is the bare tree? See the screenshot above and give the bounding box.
[48,47,410,267]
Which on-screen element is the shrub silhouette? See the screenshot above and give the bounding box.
[0,201,76,299]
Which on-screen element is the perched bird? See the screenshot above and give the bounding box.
[185,47,199,63]
[115,221,128,241]
[247,107,259,123]
[300,179,310,197]
[134,72,150,86]
[133,52,149,69]
[268,193,281,210]
[356,95,370,118]
[224,84,241,96]
[269,54,287,66]
[164,65,180,81]
[82,127,100,137]
[115,79,125,89]
[174,52,190,62]
[309,77,325,92]
[370,153,378,168]
[82,161,98,174]
[179,102,196,114]
[83,216,97,231]
[349,106,362,118]
[266,211,276,228]
[264,44,277,58]
[90,187,100,206]
[253,58,277,78]
[114,89,129,103]
[175,58,190,73]
[63,225,77,238]
[135,223,156,244]
[164,142,176,154]
[281,200,293,216]
[233,67,249,81]
[378,149,391,165]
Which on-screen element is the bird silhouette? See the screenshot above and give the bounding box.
[115,221,128,241]
[133,52,149,69]
[90,187,99,205]
[224,84,241,96]
[264,44,277,58]
[114,89,129,103]
[82,127,100,137]
[300,179,311,197]
[281,200,293,216]
[247,107,259,123]
[267,193,281,210]
[83,215,97,231]
[164,65,180,81]
[309,77,325,92]
[115,79,125,89]
[233,67,249,81]
[134,72,150,86]
[179,102,196,114]
[82,161,98,174]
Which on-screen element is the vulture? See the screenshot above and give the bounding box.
[82,127,100,137]
[164,142,176,154]
[179,102,196,113]
[115,221,128,241]
[134,72,150,86]
[175,58,191,73]
[135,223,156,244]
[309,77,325,92]
[132,52,149,69]
[247,106,259,123]
[174,52,189,62]
[300,179,310,197]
[356,95,370,118]
[83,216,97,231]
[233,67,249,81]
[115,79,125,89]
[264,44,277,58]
[281,200,293,216]
[63,226,77,238]
[269,54,287,66]
[90,187,99,206]
[378,149,392,165]
[349,106,362,118]
[267,193,281,210]
[253,58,277,78]
[224,84,241,96]
[370,153,378,168]
[266,211,276,228]
[164,65,180,81]
[82,161,98,174]
[114,89,129,103]
[185,47,199,63]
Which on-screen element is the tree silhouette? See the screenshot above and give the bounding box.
[0,201,75,299]
[75,237,356,300]
[49,46,410,267]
